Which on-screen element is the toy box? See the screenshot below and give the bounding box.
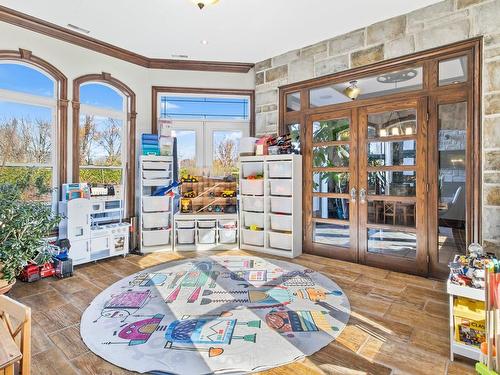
[454,296,486,347]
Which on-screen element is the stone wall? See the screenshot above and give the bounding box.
[254,0,500,251]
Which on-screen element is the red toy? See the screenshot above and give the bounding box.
[19,264,41,283]
[40,262,55,278]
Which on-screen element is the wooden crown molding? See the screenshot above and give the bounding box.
[0,5,254,73]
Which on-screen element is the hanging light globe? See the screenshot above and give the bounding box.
[192,0,220,10]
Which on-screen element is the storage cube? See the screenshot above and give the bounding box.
[270,197,293,214]
[219,228,237,243]
[241,196,264,212]
[219,219,237,229]
[241,162,264,178]
[142,212,170,229]
[176,220,195,229]
[143,161,170,170]
[177,228,195,244]
[269,213,293,232]
[241,229,264,247]
[142,196,170,212]
[198,229,216,244]
[143,170,170,179]
[268,232,292,250]
[243,212,264,229]
[240,179,264,195]
[268,161,293,178]
[269,179,293,196]
[142,229,171,247]
[198,220,216,229]
[142,178,171,187]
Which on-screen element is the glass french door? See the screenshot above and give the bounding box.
[305,98,428,274]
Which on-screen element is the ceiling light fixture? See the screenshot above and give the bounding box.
[192,0,219,10]
[344,80,360,100]
[67,23,90,34]
[201,40,208,45]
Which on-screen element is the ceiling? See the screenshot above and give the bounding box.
[0,0,442,63]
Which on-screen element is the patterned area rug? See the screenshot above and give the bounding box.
[80,256,351,374]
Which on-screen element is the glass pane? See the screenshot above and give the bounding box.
[287,123,301,154]
[79,115,122,167]
[160,96,249,120]
[313,222,350,247]
[368,140,416,167]
[313,145,350,167]
[368,109,417,139]
[286,92,301,112]
[212,130,242,176]
[313,172,349,194]
[368,170,416,196]
[310,67,423,107]
[79,167,123,197]
[0,63,54,97]
[173,130,197,174]
[313,197,350,221]
[439,56,467,86]
[438,102,467,262]
[0,100,53,164]
[80,83,124,111]
[312,118,350,142]
[0,166,53,203]
[367,228,416,258]
[368,200,416,228]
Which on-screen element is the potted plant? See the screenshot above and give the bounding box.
[0,183,61,294]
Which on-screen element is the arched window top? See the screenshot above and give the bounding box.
[80,82,124,111]
[0,62,55,98]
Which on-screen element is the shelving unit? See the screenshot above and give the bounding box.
[139,155,174,253]
[239,154,302,258]
[447,279,485,361]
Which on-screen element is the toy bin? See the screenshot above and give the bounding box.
[219,219,237,229]
[143,170,170,179]
[268,232,292,251]
[142,196,170,212]
[142,229,170,247]
[143,161,171,170]
[243,212,264,229]
[142,178,171,187]
[268,161,293,178]
[177,229,195,244]
[269,213,292,232]
[270,197,293,214]
[198,220,216,229]
[453,296,486,348]
[198,229,216,244]
[241,196,264,212]
[241,229,264,247]
[219,228,237,244]
[241,162,263,178]
[269,179,293,196]
[240,179,264,196]
[176,220,195,229]
[142,212,170,229]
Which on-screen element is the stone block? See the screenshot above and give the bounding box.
[265,65,288,83]
[485,46,500,60]
[415,19,470,51]
[260,104,278,113]
[485,94,500,115]
[485,33,500,48]
[407,0,454,25]
[486,60,500,92]
[367,16,406,45]
[328,29,365,56]
[289,56,315,83]
[255,72,264,86]
[485,150,500,171]
[301,42,328,58]
[314,54,349,77]
[483,240,500,255]
[473,0,500,35]
[485,185,500,206]
[255,59,271,72]
[255,89,277,107]
[385,35,415,59]
[484,117,500,148]
[457,0,486,9]
[485,173,500,184]
[424,10,470,29]
[483,208,500,239]
[272,50,300,67]
[351,45,384,68]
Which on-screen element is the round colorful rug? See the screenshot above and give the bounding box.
[80,256,351,374]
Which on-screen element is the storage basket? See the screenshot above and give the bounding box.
[142,229,171,247]
[240,179,264,195]
[243,212,264,229]
[270,197,293,214]
[268,231,292,250]
[269,179,293,196]
[142,212,170,229]
[177,228,195,244]
[268,161,293,178]
[142,196,170,212]
[241,196,264,212]
[241,229,264,247]
[269,213,292,232]
[198,229,216,244]
[219,229,237,243]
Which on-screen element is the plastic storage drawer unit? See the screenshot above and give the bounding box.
[270,197,293,214]
[198,229,216,244]
[142,229,170,247]
[240,179,264,196]
[241,229,264,247]
[241,196,264,212]
[142,196,170,212]
[177,229,195,244]
[268,161,293,178]
[269,179,293,196]
[269,213,292,232]
[142,212,170,229]
[268,232,292,250]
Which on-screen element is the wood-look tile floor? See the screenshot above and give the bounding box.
[8,250,475,375]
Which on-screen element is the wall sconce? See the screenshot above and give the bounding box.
[344,80,360,100]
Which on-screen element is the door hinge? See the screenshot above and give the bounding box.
[426,112,430,122]
[427,255,430,263]
[426,183,430,192]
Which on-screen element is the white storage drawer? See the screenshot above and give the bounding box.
[243,212,264,229]
[142,229,170,247]
[269,179,293,196]
[142,212,170,229]
[219,219,237,229]
[143,196,170,212]
[198,229,216,244]
[241,196,264,212]
[143,170,170,179]
[240,179,264,196]
[198,220,216,229]
[269,213,293,232]
[219,228,237,243]
[268,161,292,178]
[270,197,293,214]
[241,229,264,247]
[241,162,263,178]
[143,161,171,170]
[142,178,171,187]
[268,232,292,251]
[90,201,105,213]
[176,220,195,229]
[177,228,195,244]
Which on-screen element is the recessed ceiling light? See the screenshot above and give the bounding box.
[171,54,189,59]
[67,23,90,34]
[201,40,209,45]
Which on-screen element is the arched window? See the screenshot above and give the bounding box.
[0,49,67,210]
[72,73,136,218]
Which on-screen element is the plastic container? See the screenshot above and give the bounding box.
[176,220,195,229]
[142,229,171,247]
[177,228,195,244]
[198,220,216,229]
[143,170,170,179]
[243,212,264,229]
[241,162,263,178]
[268,161,293,178]
[198,229,216,244]
[142,178,171,187]
[269,179,293,196]
[270,197,293,214]
[241,229,264,247]
[142,196,170,212]
[219,219,237,229]
[241,196,264,212]
[142,212,170,229]
[268,232,292,250]
[219,229,237,243]
[269,213,292,232]
[143,161,171,170]
[240,179,264,195]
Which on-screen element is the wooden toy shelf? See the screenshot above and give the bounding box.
[180,177,238,214]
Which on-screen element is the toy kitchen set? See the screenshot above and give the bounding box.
[58,183,130,265]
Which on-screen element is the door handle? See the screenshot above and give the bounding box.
[359,188,367,204]
[350,187,357,202]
